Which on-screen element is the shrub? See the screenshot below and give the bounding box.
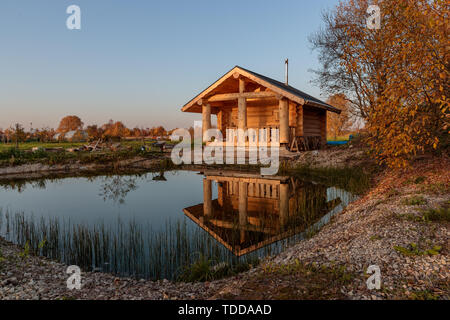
[394,243,442,256]
[177,255,258,282]
[421,207,450,222]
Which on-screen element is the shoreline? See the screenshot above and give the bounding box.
[1,149,448,300]
[0,156,173,180]
[0,146,365,179]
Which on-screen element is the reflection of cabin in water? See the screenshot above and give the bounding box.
[183,173,341,256]
[181,66,341,151]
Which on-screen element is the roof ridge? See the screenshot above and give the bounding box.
[236,66,337,112]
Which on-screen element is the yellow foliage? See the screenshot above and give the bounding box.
[316,0,449,168]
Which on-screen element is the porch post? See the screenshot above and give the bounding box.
[237,78,247,146]
[279,98,289,145]
[238,181,248,243]
[279,183,289,226]
[296,104,303,137]
[202,103,211,143]
[203,178,212,217]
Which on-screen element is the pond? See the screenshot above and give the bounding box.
[0,170,357,280]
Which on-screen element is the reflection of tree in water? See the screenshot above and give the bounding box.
[99,176,138,205]
[152,171,167,181]
[32,180,47,190]
[0,178,48,193]
[0,180,28,193]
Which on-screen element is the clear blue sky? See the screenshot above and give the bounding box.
[0,0,339,130]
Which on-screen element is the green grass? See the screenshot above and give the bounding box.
[409,290,440,300]
[420,182,448,195]
[394,242,442,256]
[402,195,427,206]
[0,248,5,264]
[243,260,355,299]
[0,138,183,168]
[0,141,172,168]
[0,140,177,152]
[414,176,426,184]
[19,241,31,259]
[386,188,401,198]
[0,141,85,152]
[261,260,353,284]
[177,255,258,282]
[369,235,383,241]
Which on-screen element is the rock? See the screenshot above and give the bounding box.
[6,277,19,286]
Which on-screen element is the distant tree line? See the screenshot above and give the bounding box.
[0,115,179,145]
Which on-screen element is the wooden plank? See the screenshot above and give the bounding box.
[208,91,276,102]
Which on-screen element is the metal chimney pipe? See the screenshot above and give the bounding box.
[285,58,289,85]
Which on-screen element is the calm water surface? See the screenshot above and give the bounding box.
[0,170,357,280]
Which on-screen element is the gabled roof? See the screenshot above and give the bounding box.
[181,66,341,114]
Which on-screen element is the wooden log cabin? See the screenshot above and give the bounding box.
[181,66,341,150]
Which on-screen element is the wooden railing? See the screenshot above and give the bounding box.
[224,126,280,145]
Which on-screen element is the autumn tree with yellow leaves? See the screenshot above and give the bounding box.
[326,93,352,140]
[57,115,84,133]
[311,0,448,167]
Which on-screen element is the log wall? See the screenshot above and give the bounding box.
[302,106,327,145]
[216,102,327,148]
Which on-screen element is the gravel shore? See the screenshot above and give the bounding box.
[0,236,230,300]
[1,153,448,300]
[0,156,168,179]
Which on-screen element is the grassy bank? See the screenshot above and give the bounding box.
[0,140,177,152]
[0,142,85,152]
[214,260,355,300]
[0,143,170,168]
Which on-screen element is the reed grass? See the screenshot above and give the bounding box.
[0,210,268,280]
[287,165,372,195]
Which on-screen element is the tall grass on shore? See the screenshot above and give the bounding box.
[0,178,356,281]
[0,210,265,280]
[0,196,349,281]
[285,165,372,195]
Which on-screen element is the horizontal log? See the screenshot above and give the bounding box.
[303,125,322,129]
[207,91,276,102]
